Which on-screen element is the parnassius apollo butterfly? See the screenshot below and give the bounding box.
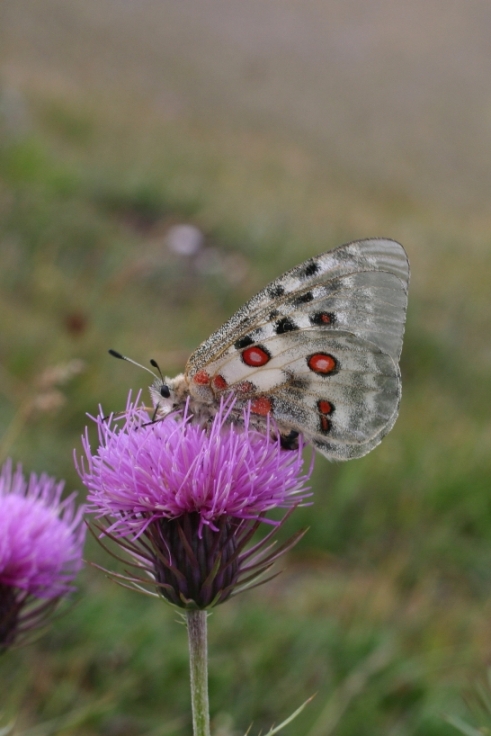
[149,238,409,461]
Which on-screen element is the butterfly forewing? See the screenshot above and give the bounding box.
[188,239,409,371]
[183,238,409,461]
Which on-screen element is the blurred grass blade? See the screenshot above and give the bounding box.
[246,696,315,736]
[444,714,488,736]
[14,700,112,736]
[142,716,187,736]
[306,642,394,736]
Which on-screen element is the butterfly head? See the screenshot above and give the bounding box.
[149,373,189,417]
[108,350,192,419]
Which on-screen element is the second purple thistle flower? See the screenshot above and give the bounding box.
[0,460,86,649]
[77,395,313,609]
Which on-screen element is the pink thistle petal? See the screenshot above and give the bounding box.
[78,394,313,539]
[77,392,313,608]
[0,460,86,599]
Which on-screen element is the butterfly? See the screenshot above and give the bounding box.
[129,238,409,461]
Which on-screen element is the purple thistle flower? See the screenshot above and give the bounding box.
[0,459,86,649]
[77,394,313,609]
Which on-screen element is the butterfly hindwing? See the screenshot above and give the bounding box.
[270,332,401,460]
[184,238,409,461]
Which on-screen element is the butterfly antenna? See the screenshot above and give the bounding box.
[108,349,159,380]
[149,358,165,383]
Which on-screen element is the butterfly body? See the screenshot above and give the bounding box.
[150,238,409,461]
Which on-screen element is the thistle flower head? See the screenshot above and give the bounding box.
[78,393,312,609]
[0,459,86,649]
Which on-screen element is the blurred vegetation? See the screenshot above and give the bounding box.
[1,60,491,736]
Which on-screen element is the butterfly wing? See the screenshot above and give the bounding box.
[186,238,409,460]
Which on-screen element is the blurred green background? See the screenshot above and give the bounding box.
[1,1,491,734]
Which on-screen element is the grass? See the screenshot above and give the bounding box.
[0,78,491,736]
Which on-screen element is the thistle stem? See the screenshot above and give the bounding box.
[186,610,211,736]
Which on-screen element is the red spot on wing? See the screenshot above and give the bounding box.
[311,311,334,326]
[250,396,273,416]
[318,400,333,415]
[242,345,271,367]
[308,353,337,374]
[213,375,227,390]
[193,370,210,385]
[318,399,334,433]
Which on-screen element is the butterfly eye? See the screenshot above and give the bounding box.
[160,385,171,399]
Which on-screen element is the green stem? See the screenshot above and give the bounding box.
[186,610,211,736]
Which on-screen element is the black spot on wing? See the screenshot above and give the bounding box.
[293,291,314,306]
[275,317,299,334]
[268,284,285,298]
[234,335,254,350]
[289,375,310,390]
[281,370,310,391]
[300,260,319,279]
[269,309,280,320]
